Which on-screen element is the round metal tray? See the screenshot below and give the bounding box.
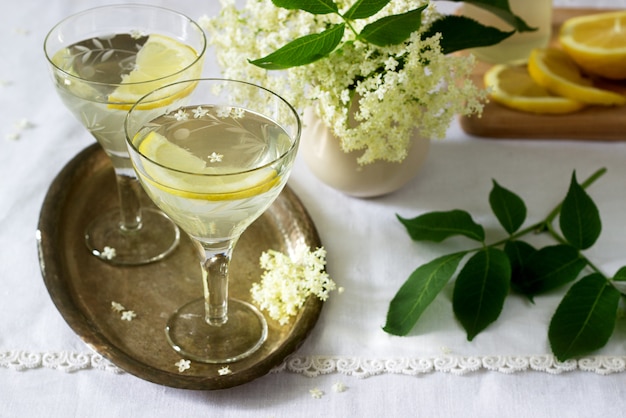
[36,143,323,390]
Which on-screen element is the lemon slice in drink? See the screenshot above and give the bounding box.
[108,34,202,110]
[137,131,280,201]
[527,48,626,106]
[484,64,585,114]
[559,11,626,80]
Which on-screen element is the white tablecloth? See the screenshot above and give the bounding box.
[3,0,626,416]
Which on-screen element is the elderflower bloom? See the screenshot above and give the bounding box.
[201,0,486,165]
[251,247,336,325]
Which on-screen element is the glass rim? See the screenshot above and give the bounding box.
[125,78,302,178]
[43,3,207,89]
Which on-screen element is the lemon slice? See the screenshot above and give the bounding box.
[527,48,626,106]
[559,11,626,80]
[484,64,585,114]
[108,34,202,110]
[136,131,280,201]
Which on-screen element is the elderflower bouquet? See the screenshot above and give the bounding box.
[251,247,336,325]
[201,0,530,164]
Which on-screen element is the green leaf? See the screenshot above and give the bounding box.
[421,15,514,55]
[489,179,526,235]
[559,171,601,250]
[343,0,390,19]
[613,266,626,282]
[383,252,466,336]
[249,24,345,69]
[271,0,338,14]
[453,248,511,341]
[513,244,586,297]
[549,273,620,361]
[443,0,536,32]
[504,240,536,294]
[359,6,427,46]
[397,210,485,243]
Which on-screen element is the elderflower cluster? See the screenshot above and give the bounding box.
[201,0,486,165]
[251,247,336,325]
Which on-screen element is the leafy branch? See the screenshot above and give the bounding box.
[249,0,534,69]
[384,168,624,361]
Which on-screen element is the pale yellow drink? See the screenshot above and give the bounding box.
[130,106,293,244]
[460,0,553,64]
[51,33,202,170]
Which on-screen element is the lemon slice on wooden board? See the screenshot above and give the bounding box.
[108,34,202,110]
[559,11,626,80]
[136,131,279,201]
[484,64,585,114]
[528,48,626,106]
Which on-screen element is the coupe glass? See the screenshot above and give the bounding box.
[44,5,206,265]
[125,79,301,363]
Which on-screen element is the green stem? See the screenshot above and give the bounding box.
[340,14,360,39]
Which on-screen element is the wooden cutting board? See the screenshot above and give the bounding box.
[459,8,626,141]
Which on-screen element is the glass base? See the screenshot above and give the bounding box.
[166,298,268,364]
[85,207,180,266]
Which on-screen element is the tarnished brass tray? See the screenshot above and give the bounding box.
[36,143,323,390]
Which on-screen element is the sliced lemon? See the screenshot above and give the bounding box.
[136,131,280,201]
[528,48,626,106]
[108,34,202,110]
[484,64,585,114]
[559,11,626,80]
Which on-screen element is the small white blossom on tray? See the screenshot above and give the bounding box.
[121,310,137,321]
[218,366,231,376]
[251,247,336,325]
[111,301,137,321]
[111,302,125,312]
[175,359,191,373]
[99,246,116,260]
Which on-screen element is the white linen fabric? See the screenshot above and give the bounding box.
[3,0,626,416]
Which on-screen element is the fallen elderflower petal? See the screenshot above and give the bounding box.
[309,388,324,399]
[99,246,116,260]
[111,301,125,312]
[175,359,191,372]
[121,310,137,321]
[218,366,231,376]
[332,381,347,393]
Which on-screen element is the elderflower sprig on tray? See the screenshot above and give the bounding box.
[251,247,336,325]
[201,0,531,164]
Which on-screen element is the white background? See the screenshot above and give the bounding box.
[3,0,626,416]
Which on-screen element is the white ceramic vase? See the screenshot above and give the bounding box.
[300,110,430,198]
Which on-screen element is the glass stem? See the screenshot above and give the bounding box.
[114,172,143,232]
[201,243,235,326]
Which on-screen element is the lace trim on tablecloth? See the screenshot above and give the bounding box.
[2,350,626,376]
